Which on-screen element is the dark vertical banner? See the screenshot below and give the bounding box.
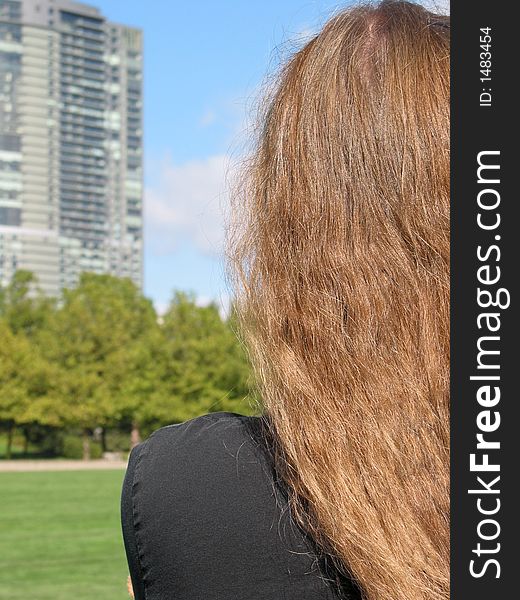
[451,1,518,598]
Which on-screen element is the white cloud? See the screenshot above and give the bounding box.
[145,154,232,256]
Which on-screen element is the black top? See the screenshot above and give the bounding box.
[121,412,361,600]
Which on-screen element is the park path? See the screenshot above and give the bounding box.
[0,459,127,472]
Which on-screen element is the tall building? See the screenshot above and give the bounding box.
[0,0,143,295]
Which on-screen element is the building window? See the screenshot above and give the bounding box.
[0,207,21,226]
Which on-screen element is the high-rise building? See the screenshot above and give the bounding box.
[0,0,143,295]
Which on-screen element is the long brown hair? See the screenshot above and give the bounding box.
[228,2,450,599]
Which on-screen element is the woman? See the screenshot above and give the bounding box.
[121,2,450,599]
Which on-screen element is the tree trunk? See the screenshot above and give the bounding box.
[82,429,91,461]
[22,428,29,456]
[130,422,141,449]
[6,424,14,460]
[100,427,107,453]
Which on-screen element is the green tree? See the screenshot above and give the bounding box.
[0,272,58,457]
[114,325,168,445]
[0,270,55,335]
[1,269,256,458]
[158,291,255,424]
[0,320,58,458]
[40,273,158,458]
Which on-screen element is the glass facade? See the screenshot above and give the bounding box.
[0,0,143,294]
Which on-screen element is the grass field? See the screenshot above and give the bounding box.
[0,469,129,600]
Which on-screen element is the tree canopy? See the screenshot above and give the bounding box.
[0,272,256,459]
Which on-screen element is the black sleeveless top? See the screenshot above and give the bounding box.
[121,412,362,600]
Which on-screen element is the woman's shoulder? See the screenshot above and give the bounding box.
[127,412,271,507]
[132,412,264,469]
[122,413,357,600]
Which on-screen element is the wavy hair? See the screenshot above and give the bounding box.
[227,2,450,599]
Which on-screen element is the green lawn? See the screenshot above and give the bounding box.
[0,470,129,600]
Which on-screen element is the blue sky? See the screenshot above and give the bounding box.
[94,0,448,313]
